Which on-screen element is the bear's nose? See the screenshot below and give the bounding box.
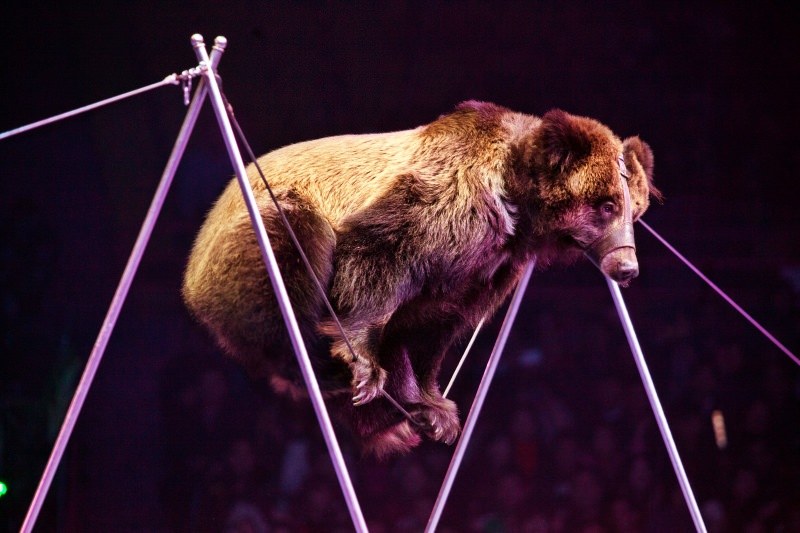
[614,260,639,283]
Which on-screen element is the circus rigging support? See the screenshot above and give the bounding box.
[14,34,375,533]
[13,33,796,532]
[19,35,227,533]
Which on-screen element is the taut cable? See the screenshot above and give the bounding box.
[639,219,799,367]
[0,71,202,141]
[443,317,485,398]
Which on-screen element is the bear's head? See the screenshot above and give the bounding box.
[523,109,660,284]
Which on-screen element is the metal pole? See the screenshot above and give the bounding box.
[605,278,707,532]
[191,35,369,532]
[20,39,225,533]
[426,259,535,533]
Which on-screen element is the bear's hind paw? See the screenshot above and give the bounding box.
[414,400,460,445]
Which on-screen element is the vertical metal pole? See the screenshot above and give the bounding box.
[605,278,707,532]
[191,35,369,532]
[20,40,225,533]
[426,259,535,533]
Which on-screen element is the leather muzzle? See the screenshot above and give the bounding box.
[584,154,635,268]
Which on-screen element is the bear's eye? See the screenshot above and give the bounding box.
[600,202,616,215]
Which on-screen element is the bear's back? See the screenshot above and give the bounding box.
[247,128,424,228]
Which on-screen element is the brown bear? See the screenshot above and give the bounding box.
[182,101,659,458]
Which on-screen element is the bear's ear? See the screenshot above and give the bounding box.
[533,109,594,175]
[622,136,662,202]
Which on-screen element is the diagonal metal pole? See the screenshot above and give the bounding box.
[605,278,707,532]
[426,259,536,533]
[20,38,227,533]
[191,35,368,532]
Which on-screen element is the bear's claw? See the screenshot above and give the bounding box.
[413,399,460,445]
[350,359,387,406]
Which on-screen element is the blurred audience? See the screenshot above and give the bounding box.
[157,273,799,532]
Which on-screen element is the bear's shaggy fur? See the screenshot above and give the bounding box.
[182,101,658,458]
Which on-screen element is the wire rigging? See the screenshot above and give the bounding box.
[639,219,799,367]
[0,71,202,141]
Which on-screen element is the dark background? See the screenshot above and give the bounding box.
[1,2,798,532]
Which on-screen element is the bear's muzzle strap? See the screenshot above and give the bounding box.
[584,154,635,266]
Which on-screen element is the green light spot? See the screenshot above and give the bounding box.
[0,481,7,498]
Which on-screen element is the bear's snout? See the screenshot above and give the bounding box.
[600,248,639,285]
[613,259,639,283]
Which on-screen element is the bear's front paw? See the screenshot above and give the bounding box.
[414,398,460,445]
[350,358,387,406]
